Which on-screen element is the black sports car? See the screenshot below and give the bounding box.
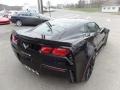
[10,19,109,83]
[10,11,50,26]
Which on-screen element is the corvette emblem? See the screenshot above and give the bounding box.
[23,43,29,49]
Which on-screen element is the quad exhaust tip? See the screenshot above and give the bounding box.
[24,65,40,76]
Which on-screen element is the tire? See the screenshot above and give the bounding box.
[75,52,96,82]
[104,35,108,46]
[83,43,96,81]
[84,54,96,81]
[74,42,96,83]
[16,20,22,26]
[68,70,75,83]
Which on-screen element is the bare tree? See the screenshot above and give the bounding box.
[78,0,85,8]
[88,0,108,8]
[64,0,109,8]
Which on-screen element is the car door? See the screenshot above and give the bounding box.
[25,13,37,25]
[17,13,27,24]
[86,22,105,50]
[19,12,32,25]
[29,13,42,25]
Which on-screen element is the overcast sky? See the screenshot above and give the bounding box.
[0,0,80,6]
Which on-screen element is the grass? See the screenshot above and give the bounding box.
[111,12,120,15]
[68,7,101,12]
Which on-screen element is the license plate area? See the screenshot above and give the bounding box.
[41,64,67,72]
[21,51,31,57]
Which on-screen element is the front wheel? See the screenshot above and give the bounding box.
[16,20,22,26]
[104,35,108,46]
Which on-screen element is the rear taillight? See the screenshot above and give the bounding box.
[11,34,18,44]
[40,46,70,57]
[40,47,53,54]
[52,48,70,57]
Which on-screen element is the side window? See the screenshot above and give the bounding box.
[87,22,100,32]
[29,13,39,17]
[79,25,87,33]
[24,14,29,16]
[29,13,34,16]
[62,29,78,37]
[62,26,86,38]
[22,12,32,16]
[19,13,28,16]
[26,13,32,16]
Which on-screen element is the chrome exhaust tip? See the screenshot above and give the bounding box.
[24,65,39,76]
[25,65,28,69]
[25,65,31,71]
[32,69,35,73]
[28,67,31,71]
[35,71,39,76]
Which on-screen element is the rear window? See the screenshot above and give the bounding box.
[49,19,82,29]
[32,19,85,36]
[33,22,65,36]
[17,12,31,16]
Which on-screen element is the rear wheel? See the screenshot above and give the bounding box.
[68,70,75,83]
[16,20,22,26]
[74,43,96,83]
[84,51,96,81]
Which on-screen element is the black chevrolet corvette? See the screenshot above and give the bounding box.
[10,19,109,83]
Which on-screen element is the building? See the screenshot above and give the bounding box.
[101,0,120,13]
[102,4,120,13]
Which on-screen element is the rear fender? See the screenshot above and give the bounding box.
[73,41,95,82]
[86,42,95,58]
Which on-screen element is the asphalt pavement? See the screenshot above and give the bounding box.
[0,9,120,90]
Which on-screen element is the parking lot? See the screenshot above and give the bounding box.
[0,9,120,90]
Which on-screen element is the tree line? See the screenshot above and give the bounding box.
[65,0,120,8]
[0,4,22,11]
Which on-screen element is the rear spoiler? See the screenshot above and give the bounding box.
[15,32,72,47]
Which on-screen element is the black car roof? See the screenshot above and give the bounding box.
[50,18,90,24]
[18,18,91,41]
[48,18,90,30]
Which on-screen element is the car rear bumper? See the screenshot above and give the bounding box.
[11,43,75,74]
